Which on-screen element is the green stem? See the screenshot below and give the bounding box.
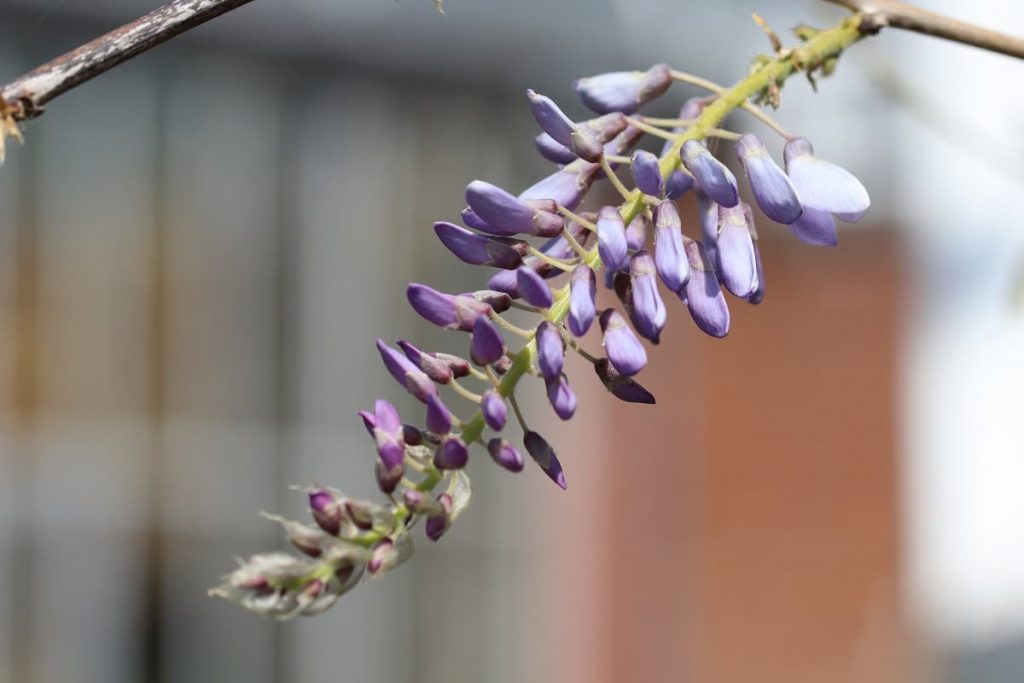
[459,14,868,445]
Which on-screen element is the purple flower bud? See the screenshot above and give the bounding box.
[481,390,507,431]
[696,190,719,264]
[527,89,603,162]
[465,180,564,237]
[599,309,647,376]
[471,315,505,366]
[403,424,423,445]
[465,289,512,314]
[487,222,591,298]
[425,394,453,435]
[403,489,444,516]
[434,437,469,470]
[407,283,491,331]
[397,340,453,385]
[597,206,629,272]
[434,352,472,379]
[594,358,656,404]
[545,374,578,420]
[625,214,649,251]
[681,140,739,208]
[680,241,730,338]
[523,431,567,490]
[631,150,663,196]
[784,137,870,221]
[534,132,577,164]
[583,112,629,142]
[569,265,597,337]
[516,267,554,308]
[487,438,525,473]
[748,236,766,305]
[493,355,512,375]
[425,493,453,542]
[573,63,672,115]
[664,169,694,199]
[519,162,601,212]
[433,222,524,270]
[715,204,758,298]
[629,251,667,343]
[308,488,343,536]
[536,321,565,381]
[788,207,838,246]
[653,201,689,292]
[376,340,438,402]
[373,400,405,494]
[735,134,803,225]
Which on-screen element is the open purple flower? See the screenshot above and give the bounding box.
[715,204,758,298]
[569,264,597,336]
[654,201,689,292]
[680,241,730,338]
[681,140,739,208]
[471,315,505,366]
[784,137,870,221]
[536,321,565,381]
[629,251,667,343]
[735,134,802,225]
[631,150,663,196]
[516,266,554,308]
[573,63,672,115]
[599,309,647,376]
[488,438,525,473]
[523,431,567,490]
[465,180,564,237]
[545,374,577,420]
[527,89,603,162]
[597,206,629,272]
[482,390,507,431]
[434,222,524,269]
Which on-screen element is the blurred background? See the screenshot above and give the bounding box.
[0,0,1021,681]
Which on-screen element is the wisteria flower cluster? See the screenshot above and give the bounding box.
[211,19,871,618]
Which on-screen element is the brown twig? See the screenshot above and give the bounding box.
[824,0,1024,60]
[0,0,257,122]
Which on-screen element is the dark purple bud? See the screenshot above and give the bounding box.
[534,132,577,164]
[397,339,453,384]
[599,309,647,376]
[715,204,758,298]
[573,63,672,115]
[680,241,730,338]
[487,438,525,473]
[664,169,694,199]
[748,236,766,305]
[465,180,564,237]
[735,134,802,225]
[358,410,376,435]
[594,358,656,404]
[407,283,491,331]
[425,394,453,435]
[425,493,453,542]
[630,150,663,196]
[471,315,505,366]
[481,390,508,431]
[308,488,342,536]
[625,214,649,252]
[434,352,472,379]
[569,264,597,337]
[434,221,524,270]
[516,267,554,308]
[629,251,667,343]
[403,424,424,445]
[784,137,870,221]
[788,207,838,246]
[519,162,601,212]
[654,201,689,292]
[434,437,469,470]
[527,89,603,163]
[376,340,438,402]
[465,289,512,314]
[597,206,629,272]
[545,374,578,420]
[536,321,565,381]
[523,431,567,490]
[681,140,739,208]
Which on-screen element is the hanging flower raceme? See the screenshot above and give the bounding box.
[213,41,871,619]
